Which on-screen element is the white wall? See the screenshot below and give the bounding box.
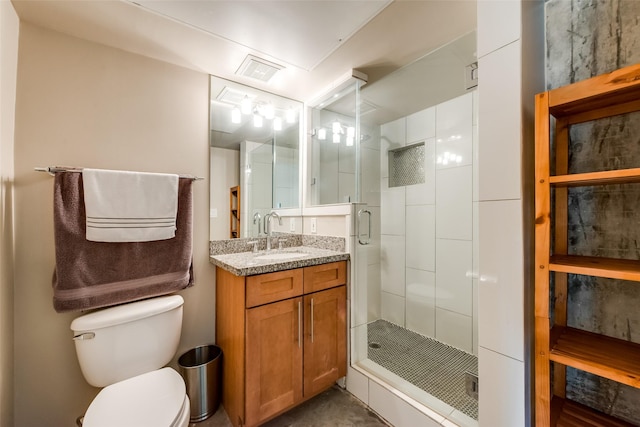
[209,147,239,240]
[379,92,477,354]
[476,0,544,426]
[0,1,19,426]
[13,23,214,426]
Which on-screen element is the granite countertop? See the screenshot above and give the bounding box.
[210,246,350,276]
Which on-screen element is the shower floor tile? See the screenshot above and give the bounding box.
[368,319,478,420]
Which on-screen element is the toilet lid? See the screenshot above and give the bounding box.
[83,368,186,427]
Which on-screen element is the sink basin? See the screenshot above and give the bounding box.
[254,252,310,261]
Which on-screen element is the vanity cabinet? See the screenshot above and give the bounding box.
[216,261,347,427]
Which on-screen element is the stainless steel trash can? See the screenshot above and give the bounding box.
[178,345,222,422]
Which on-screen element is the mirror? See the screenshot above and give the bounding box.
[209,76,303,240]
[306,32,477,208]
[308,78,364,205]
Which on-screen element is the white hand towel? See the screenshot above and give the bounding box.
[82,169,179,242]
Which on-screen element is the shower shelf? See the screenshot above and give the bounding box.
[535,63,640,426]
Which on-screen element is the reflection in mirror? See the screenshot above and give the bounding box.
[308,77,365,205]
[209,76,302,240]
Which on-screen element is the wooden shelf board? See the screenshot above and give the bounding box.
[550,168,640,187]
[551,396,635,427]
[549,255,640,282]
[548,64,640,118]
[550,326,640,388]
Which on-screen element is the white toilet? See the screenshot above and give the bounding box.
[70,295,190,427]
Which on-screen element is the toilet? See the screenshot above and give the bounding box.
[70,295,190,427]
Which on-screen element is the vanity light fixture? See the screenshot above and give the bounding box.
[333,133,341,144]
[286,108,296,124]
[240,96,252,115]
[332,121,342,134]
[264,103,275,120]
[346,126,355,146]
[317,128,327,140]
[273,117,282,131]
[231,107,241,124]
[253,113,263,128]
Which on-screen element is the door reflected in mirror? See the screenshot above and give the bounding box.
[209,76,302,240]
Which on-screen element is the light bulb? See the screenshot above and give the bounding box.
[332,121,341,134]
[286,108,296,123]
[333,133,340,143]
[346,136,354,146]
[264,103,275,120]
[318,128,327,140]
[347,126,355,138]
[231,107,241,124]
[253,114,263,128]
[273,117,282,131]
[240,96,252,115]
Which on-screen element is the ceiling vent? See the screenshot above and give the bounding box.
[215,86,252,105]
[360,100,377,115]
[236,55,283,82]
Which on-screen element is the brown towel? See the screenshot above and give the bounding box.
[52,172,194,313]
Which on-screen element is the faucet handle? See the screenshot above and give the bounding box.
[278,238,287,250]
[247,240,259,253]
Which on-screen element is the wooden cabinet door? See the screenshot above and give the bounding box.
[245,297,303,426]
[303,286,347,397]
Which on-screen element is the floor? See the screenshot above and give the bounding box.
[189,385,390,427]
[367,319,478,420]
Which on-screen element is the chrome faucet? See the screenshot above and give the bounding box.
[264,212,282,251]
[253,212,262,235]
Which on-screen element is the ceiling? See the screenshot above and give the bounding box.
[130,0,393,72]
[11,0,477,102]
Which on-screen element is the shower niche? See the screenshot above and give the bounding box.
[388,142,426,188]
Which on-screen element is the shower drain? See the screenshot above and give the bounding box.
[369,342,381,349]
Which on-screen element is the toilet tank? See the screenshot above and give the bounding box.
[70,295,184,388]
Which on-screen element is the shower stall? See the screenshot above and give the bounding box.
[353,89,479,426]
[309,32,479,426]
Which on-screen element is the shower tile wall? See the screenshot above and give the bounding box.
[379,91,477,355]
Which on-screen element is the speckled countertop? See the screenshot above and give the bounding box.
[210,246,349,276]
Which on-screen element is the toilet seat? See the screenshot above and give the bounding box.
[82,367,189,427]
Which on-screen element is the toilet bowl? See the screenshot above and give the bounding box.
[71,295,189,426]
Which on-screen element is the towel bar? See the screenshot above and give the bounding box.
[35,166,204,181]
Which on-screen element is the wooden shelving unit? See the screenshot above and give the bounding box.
[229,186,240,239]
[535,63,640,426]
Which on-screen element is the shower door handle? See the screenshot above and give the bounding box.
[358,209,372,245]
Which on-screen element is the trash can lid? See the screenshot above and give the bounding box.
[83,368,187,427]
